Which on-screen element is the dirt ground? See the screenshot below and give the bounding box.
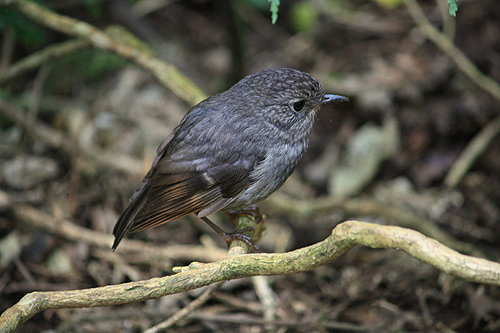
[1,0,500,332]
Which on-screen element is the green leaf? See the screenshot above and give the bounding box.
[447,0,458,17]
[268,0,280,24]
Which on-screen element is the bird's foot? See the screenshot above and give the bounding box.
[200,216,261,252]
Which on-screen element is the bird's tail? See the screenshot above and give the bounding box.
[111,182,150,250]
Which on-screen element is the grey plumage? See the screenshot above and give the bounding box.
[112,68,348,250]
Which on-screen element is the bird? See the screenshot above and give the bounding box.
[112,68,348,250]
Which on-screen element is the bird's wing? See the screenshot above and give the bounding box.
[129,158,251,233]
[111,133,255,249]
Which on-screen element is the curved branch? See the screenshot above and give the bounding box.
[1,220,499,332]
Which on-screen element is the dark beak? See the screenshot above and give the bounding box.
[322,94,349,104]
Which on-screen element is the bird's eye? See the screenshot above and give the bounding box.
[292,100,306,112]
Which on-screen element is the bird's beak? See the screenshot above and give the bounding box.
[322,94,349,104]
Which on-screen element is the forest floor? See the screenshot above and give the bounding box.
[1,0,500,331]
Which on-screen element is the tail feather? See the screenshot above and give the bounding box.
[111,182,150,250]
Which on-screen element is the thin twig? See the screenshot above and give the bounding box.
[252,276,277,332]
[12,204,227,263]
[188,312,373,331]
[0,27,15,71]
[143,282,224,333]
[444,115,500,187]
[26,63,50,125]
[435,0,455,41]
[0,39,88,84]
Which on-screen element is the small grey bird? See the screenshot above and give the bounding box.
[112,68,348,250]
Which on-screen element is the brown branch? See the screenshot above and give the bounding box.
[253,275,277,330]
[444,114,500,187]
[143,282,224,333]
[0,0,207,105]
[0,27,15,70]
[182,312,372,331]
[0,26,138,84]
[0,38,88,84]
[1,219,499,332]
[13,204,227,264]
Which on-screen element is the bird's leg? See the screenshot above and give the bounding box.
[200,216,261,253]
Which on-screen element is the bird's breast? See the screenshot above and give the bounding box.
[226,138,308,209]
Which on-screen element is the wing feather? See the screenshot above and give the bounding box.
[112,156,252,249]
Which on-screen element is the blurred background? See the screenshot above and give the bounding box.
[1,0,500,331]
